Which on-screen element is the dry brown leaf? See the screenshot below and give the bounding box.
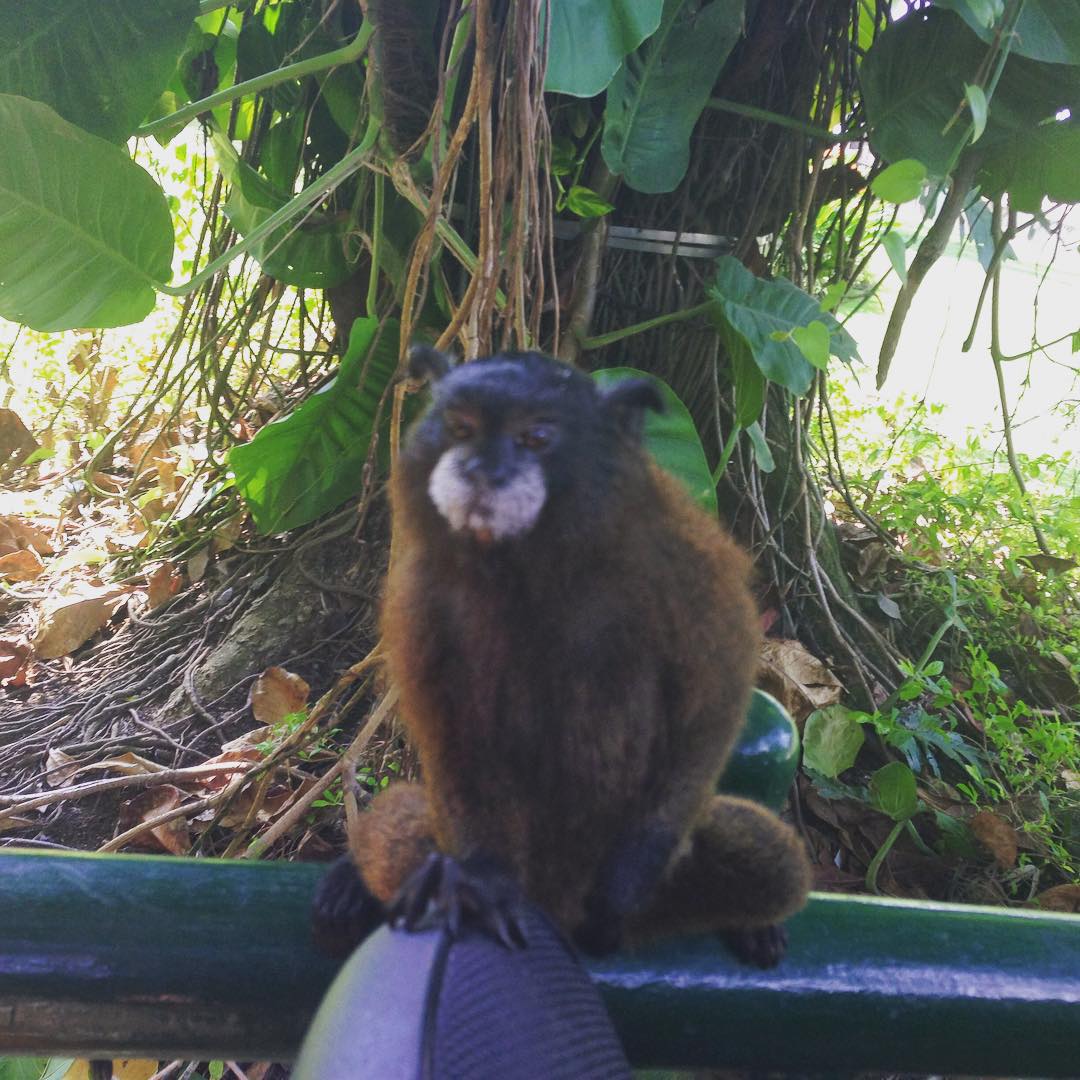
[118,785,191,854]
[146,561,182,609]
[970,810,1018,868]
[0,514,55,556]
[212,511,244,551]
[218,780,293,827]
[93,751,168,777]
[0,548,45,581]
[44,748,82,788]
[32,584,131,659]
[250,665,310,724]
[221,725,274,753]
[1034,884,1080,913]
[855,541,890,584]
[0,638,29,682]
[90,471,125,494]
[0,407,38,468]
[187,547,210,582]
[758,638,843,724]
[126,431,177,475]
[193,748,262,793]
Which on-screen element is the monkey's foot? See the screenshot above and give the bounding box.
[389,852,528,949]
[311,854,387,957]
[721,923,788,969]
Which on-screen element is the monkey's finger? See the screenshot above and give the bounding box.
[486,904,528,950]
[391,851,444,929]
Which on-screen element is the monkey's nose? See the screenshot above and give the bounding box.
[461,454,512,487]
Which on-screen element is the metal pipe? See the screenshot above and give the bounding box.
[0,849,1077,1074]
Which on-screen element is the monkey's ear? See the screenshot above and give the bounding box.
[601,378,665,438]
[407,343,456,384]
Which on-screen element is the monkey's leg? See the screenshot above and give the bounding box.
[625,794,812,968]
[574,820,680,956]
[311,781,436,955]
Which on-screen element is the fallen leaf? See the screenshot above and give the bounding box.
[44,748,82,788]
[969,810,1018,868]
[855,541,890,584]
[1034,884,1080,913]
[193,748,262,793]
[0,548,45,581]
[759,639,843,723]
[221,725,275,753]
[219,780,293,827]
[93,752,168,777]
[250,666,310,725]
[0,638,30,681]
[212,511,244,551]
[0,407,38,469]
[32,584,131,658]
[187,547,210,582]
[90,471,125,494]
[0,514,55,555]
[146,561,182,609]
[118,785,191,854]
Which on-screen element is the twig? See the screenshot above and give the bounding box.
[0,762,258,823]
[244,687,398,858]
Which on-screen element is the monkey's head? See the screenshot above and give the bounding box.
[400,347,663,547]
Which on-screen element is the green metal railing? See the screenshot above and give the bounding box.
[1,847,1078,1075]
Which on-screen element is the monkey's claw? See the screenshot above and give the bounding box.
[721,923,789,968]
[311,854,387,957]
[389,852,528,949]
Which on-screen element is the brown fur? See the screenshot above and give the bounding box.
[348,781,436,904]
[347,392,811,943]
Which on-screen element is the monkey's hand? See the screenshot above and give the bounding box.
[311,854,388,957]
[721,923,789,969]
[389,851,528,949]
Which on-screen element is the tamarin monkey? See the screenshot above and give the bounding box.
[314,349,811,966]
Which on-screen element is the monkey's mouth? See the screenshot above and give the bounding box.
[464,503,498,545]
[428,451,547,544]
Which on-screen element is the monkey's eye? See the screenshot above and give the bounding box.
[446,415,477,441]
[516,424,555,451]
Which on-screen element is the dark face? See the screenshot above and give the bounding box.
[402,352,661,546]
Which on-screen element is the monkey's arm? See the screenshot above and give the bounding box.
[315,781,525,950]
[311,782,435,954]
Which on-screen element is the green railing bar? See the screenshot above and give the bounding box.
[0,848,1078,1073]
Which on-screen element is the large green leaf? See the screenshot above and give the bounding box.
[593,367,717,514]
[862,10,1080,179]
[979,120,1080,212]
[861,11,986,175]
[213,132,354,289]
[869,761,919,822]
[229,318,400,534]
[803,705,866,780]
[602,0,743,194]
[0,0,197,142]
[937,0,1080,65]
[706,256,858,398]
[544,0,664,97]
[0,95,173,331]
